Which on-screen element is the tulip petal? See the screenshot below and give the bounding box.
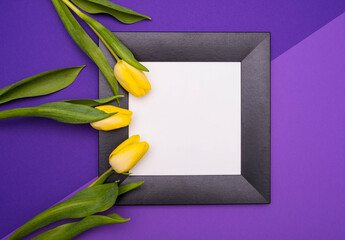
[123,61,151,91]
[109,142,149,173]
[110,135,140,158]
[114,61,142,97]
[95,105,132,115]
[136,141,149,161]
[90,113,131,131]
[114,60,151,97]
[90,105,132,131]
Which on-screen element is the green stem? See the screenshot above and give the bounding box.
[60,0,83,16]
[88,168,113,188]
[89,25,121,62]
[61,0,121,62]
[0,107,38,120]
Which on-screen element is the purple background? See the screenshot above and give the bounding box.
[1,0,345,239]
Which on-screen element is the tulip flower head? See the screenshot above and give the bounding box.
[90,105,132,131]
[109,135,149,173]
[114,60,151,97]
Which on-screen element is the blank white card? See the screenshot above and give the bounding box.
[129,62,241,175]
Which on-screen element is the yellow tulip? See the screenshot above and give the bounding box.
[114,60,151,97]
[90,105,132,131]
[109,135,149,173]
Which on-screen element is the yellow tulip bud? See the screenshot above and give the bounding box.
[109,135,149,173]
[114,60,151,97]
[90,105,132,131]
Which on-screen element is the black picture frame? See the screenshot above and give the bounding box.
[98,32,271,205]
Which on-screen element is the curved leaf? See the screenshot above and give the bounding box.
[33,213,129,240]
[63,95,123,106]
[62,0,148,72]
[0,66,85,105]
[88,169,114,188]
[8,183,119,240]
[71,0,151,24]
[0,102,117,124]
[119,181,144,195]
[52,0,119,95]
[94,24,149,71]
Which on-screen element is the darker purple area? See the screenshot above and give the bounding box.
[1,0,345,239]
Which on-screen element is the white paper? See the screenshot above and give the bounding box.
[129,62,241,175]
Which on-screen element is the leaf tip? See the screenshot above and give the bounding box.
[138,181,145,186]
[76,65,86,70]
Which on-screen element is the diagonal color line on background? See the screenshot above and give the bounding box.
[270,11,345,240]
[4,11,344,240]
[79,11,345,240]
[2,1,345,237]
[1,177,97,240]
[272,8,345,60]
[2,9,345,240]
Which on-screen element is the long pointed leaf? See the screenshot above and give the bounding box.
[71,0,151,24]
[119,181,144,195]
[0,102,116,124]
[0,66,85,105]
[88,169,114,188]
[8,183,119,240]
[63,95,123,106]
[33,213,129,240]
[62,0,148,71]
[52,0,119,95]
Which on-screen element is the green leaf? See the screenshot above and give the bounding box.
[62,0,149,72]
[119,181,144,195]
[0,101,117,124]
[63,95,123,106]
[0,66,84,105]
[88,168,114,188]
[120,172,132,176]
[52,0,119,95]
[8,183,119,240]
[71,0,151,24]
[33,213,129,240]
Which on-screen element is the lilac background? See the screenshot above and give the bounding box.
[1,0,345,239]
